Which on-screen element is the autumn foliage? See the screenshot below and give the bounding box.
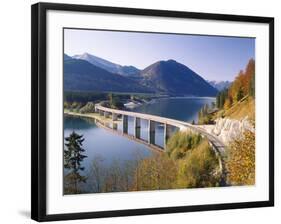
[226,130,255,186]
[217,59,255,109]
[132,154,178,191]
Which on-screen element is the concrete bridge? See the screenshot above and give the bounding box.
[95,104,227,182]
[65,104,226,180]
[95,105,225,154]
[95,104,196,149]
[94,119,164,153]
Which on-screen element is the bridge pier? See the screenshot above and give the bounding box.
[164,123,173,150]
[94,107,98,113]
[104,111,110,118]
[148,120,156,145]
[134,117,141,139]
[112,113,118,121]
[122,115,128,134]
[113,122,118,130]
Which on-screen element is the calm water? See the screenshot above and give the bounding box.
[64,116,153,168]
[64,97,214,193]
[133,97,215,123]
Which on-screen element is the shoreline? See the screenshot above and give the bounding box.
[125,96,215,110]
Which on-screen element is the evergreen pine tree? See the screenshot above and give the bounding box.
[216,93,221,108]
[219,92,225,109]
[64,131,87,194]
[204,104,209,114]
[249,71,255,97]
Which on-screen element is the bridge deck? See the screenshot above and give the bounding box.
[96,105,193,131]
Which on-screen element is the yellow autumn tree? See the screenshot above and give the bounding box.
[220,58,255,109]
[132,154,178,191]
[226,130,255,186]
[244,59,255,94]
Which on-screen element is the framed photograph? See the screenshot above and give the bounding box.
[31,2,274,222]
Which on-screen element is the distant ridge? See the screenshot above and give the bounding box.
[64,53,72,61]
[208,80,231,91]
[72,53,140,77]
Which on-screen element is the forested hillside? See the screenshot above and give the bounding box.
[216,59,255,112]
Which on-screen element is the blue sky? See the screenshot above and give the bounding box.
[64,29,255,82]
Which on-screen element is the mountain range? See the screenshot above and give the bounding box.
[208,80,232,91]
[64,53,218,96]
[73,53,140,77]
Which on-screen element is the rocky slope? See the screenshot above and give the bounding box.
[200,117,254,144]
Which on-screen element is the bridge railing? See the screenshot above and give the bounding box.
[95,104,192,130]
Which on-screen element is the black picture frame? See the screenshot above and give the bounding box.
[31,2,274,222]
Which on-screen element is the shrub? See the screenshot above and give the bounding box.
[166,131,202,160]
[79,102,95,114]
[175,140,220,188]
[132,154,178,191]
[70,101,83,112]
